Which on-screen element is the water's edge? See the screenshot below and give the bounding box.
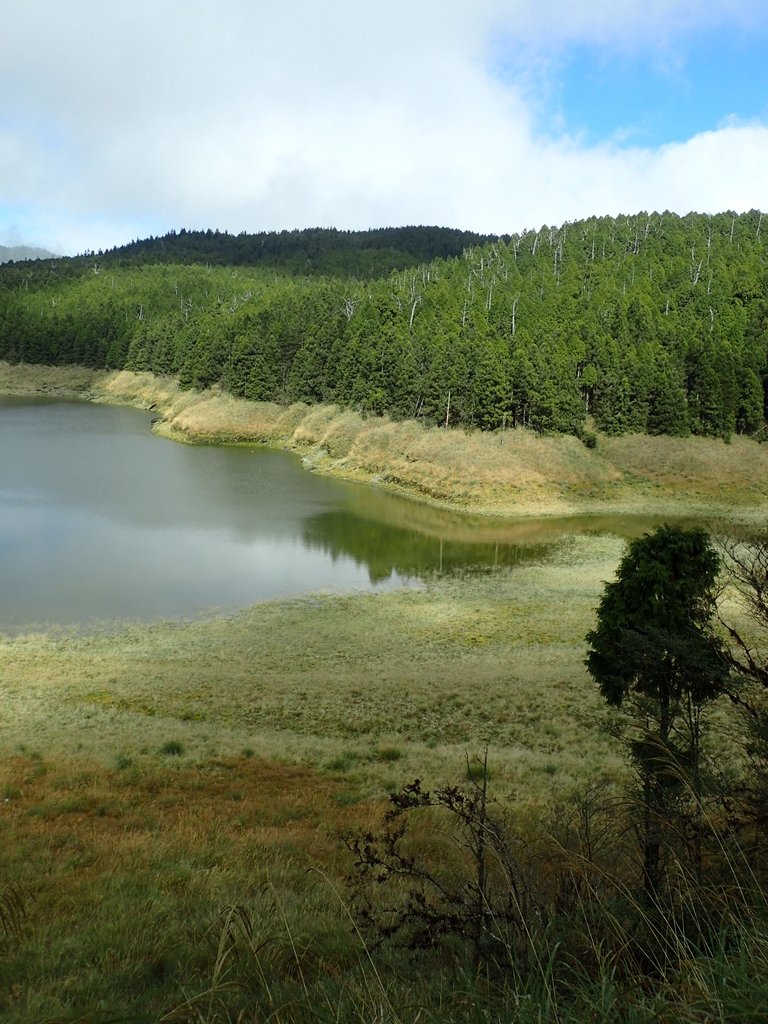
[3,361,767,524]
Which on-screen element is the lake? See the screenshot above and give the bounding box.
[0,397,663,633]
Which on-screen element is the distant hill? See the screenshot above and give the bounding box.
[88,225,506,277]
[0,244,57,265]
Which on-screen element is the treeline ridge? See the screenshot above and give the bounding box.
[0,211,765,439]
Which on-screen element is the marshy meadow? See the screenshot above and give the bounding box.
[1,363,768,1022]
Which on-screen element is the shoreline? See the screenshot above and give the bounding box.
[3,361,768,523]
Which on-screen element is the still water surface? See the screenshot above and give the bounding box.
[0,397,660,633]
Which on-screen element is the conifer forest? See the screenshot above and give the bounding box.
[1,211,766,440]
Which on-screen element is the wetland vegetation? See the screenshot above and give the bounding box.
[0,392,765,1022]
[2,514,768,1023]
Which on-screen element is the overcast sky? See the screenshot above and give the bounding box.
[2,0,767,255]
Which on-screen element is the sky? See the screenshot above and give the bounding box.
[1,0,767,256]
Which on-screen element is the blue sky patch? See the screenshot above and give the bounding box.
[519,29,768,147]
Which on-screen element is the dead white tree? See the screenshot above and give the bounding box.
[690,245,703,287]
[409,294,422,330]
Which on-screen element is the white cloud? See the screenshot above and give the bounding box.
[0,2,766,252]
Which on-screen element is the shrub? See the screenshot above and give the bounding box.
[160,740,184,757]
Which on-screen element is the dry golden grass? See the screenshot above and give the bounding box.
[1,362,758,803]
[4,362,768,520]
[92,370,768,520]
[0,753,355,871]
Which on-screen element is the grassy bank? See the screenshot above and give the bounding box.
[3,361,768,520]
[2,535,755,1024]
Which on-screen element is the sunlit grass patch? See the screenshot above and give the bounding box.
[0,536,628,799]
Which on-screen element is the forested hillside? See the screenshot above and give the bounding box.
[0,211,766,438]
[97,225,504,276]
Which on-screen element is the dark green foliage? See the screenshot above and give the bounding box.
[39,225,504,277]
[1,211,767,438]
[160,740,184,757]
[586,525,726,711]
[586,525,729,897]
[738,369,766,435]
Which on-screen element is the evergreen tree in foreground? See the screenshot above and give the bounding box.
[585,525,729,897]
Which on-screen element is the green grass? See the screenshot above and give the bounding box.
[0,534,631,1020]
[0,551,764,1021]
[0,535,628,800]
[0,755,361,1021]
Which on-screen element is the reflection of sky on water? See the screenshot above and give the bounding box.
[0,398,425,632]
[0,397,684,633]
[0,502,412,632]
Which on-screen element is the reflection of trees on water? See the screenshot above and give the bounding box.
[301,510,559,583]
